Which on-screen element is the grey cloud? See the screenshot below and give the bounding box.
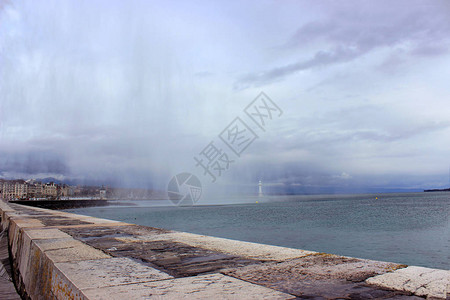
[235,46,360,90]
[297,106,450,145]
[411,43,450,57]
[236,1,450,88]
[0,150,69,175]
[348,121,450,143]
[237,104,450,178]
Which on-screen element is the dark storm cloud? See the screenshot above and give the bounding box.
[235,1,450,88]
[0,150,68,175]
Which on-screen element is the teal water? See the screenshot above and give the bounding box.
[64,192,449,270]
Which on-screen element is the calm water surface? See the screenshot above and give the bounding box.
[65,192,449,269]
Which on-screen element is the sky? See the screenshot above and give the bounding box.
[1,0,450,197]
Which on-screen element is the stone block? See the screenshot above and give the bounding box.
[366,266,450,299]
[83,273,295,299]
[44,242,110,263]
[55,257,173,290]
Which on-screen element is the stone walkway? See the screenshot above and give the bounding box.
[1,200,448,299]
[0,228,21,300]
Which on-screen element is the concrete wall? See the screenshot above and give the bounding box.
[1,201,91,299]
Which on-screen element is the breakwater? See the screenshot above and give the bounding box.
[0,199,448,299]
[10,200,109,210]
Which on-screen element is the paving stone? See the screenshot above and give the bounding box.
[44,242,110,263]
[6,204,55,217]
[366,266,450,299]
[60,225,141,240]
[34,237,88,251]
[24,228,72,240]
[60,224,168,240]
[223,253,413,299]
[9,218,44,228]
[51,211,129,225]
[55,257,173,290]
[0,202,15,212]
[136,231,316,261]
[37,216,92,226]
[74,216,127,224]
[72,235,261,277]
[82,273,295,299]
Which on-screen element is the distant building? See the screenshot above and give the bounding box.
[99,186,107,199]
[0,179,111,201]
[44,182,57,198]
[56,184,69,199]
[0,179,26,200]
[14,180,27,199]
[34,182,44,198]
[26,183,37,198]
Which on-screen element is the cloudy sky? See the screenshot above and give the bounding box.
[1,0,450,196]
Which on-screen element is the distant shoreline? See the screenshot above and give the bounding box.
[10,199,110,210]
[423,188,450,192]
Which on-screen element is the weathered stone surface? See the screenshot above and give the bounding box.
[60,225,140,240]
[7,204,56,216]
[73,216,127,224]
[223,253,414,299]
[37,216,92,226]
[60,224,169,239]
[134,231,316,261]
[24,228,72,240]
[55,257,173,289]
[17,231,33,279]
[8,220,23,260]
[23,242,56,299]
[0,201,14,212]
[51,210,130,225]
[9,217,44,228]
[44,242,110,263]
[51,268,87,300]
[366,266,450,299]
[66,234,261,277]
[0,226,21,300]
[34,237,90,251]
[82,273,295,299]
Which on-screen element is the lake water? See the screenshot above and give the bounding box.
[64,192,450,270]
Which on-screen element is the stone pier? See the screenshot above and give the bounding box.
[0,200,448,299]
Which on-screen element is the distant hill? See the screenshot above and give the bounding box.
[424,188,450,192]
[38,177,66,184]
